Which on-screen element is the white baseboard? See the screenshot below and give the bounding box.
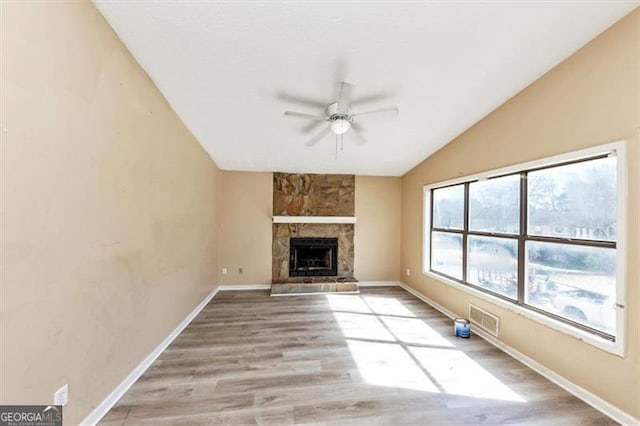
[397,282,457,319]
[219,284,271,291]
[358,281,402,287]
[81,286,220,426]
[396,282,638,426]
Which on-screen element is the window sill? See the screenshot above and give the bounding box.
[422,270,624,357]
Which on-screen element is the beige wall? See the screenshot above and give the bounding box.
[355,176,401,282]
[218,172,401,285]
[1,2,221,424]
[401,9,639,417]
[219,171,273,285]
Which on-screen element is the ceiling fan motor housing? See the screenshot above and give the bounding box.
[327,102,350,118]
[324,103,350,134]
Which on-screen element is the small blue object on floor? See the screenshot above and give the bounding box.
[454,318,471,338]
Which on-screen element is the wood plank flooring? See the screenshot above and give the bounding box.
[100,287,615,425]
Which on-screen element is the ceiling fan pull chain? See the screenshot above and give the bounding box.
[335,134,338,160]
[341,134,344,151]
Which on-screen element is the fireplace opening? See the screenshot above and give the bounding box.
[289,237,338,277]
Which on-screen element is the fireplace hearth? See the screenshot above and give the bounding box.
[289,237,338,277]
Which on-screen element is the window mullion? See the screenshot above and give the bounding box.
[525,235,615,249]
[463,183,469,283]
[430,189,435,272]
[517,172,527,305]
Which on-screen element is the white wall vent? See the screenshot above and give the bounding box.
[469,304,500,337]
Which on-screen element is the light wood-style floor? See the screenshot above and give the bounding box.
[100,287,615,425]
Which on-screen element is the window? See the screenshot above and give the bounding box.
[424,143,625,352]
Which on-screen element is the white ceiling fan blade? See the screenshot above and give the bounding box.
[277,92,327,108]
[350,92,393,106]
[305,126,331,146]
[349,128,367,145]
[284,111,327,121]
[302,120,326,133]
[335,82,354,112]
[351,106,399,119]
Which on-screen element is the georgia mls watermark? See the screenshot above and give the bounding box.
[0,406,62,426]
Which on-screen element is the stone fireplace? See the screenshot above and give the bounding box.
[271,173,358,294]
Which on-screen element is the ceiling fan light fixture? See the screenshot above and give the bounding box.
[330,118,351,135]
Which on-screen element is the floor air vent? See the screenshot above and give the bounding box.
[469,304,500,337]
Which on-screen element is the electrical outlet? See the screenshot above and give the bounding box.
[406,268,411,276]
[54,384,68,406]
[221,267,228,275]
[238,267,243,274]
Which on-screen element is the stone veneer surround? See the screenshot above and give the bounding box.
[273,173,354,216]
[272,223,354,281]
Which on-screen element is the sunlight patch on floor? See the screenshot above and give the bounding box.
[333,312,395,342]
[409,346,526,402]
[325,294,372,314]
[347,339,440,393]
[362,295,416,317]
[329,293,524,403]
[380,316,455,348]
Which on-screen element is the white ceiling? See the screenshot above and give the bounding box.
[94,1,637,176]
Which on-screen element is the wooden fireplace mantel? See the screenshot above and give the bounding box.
[272,216,357,224]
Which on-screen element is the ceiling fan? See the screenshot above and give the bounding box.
[283,82,399,148]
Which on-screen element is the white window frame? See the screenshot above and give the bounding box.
[423,141,627,356]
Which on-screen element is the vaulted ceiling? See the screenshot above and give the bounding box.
[94,1,636,176]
